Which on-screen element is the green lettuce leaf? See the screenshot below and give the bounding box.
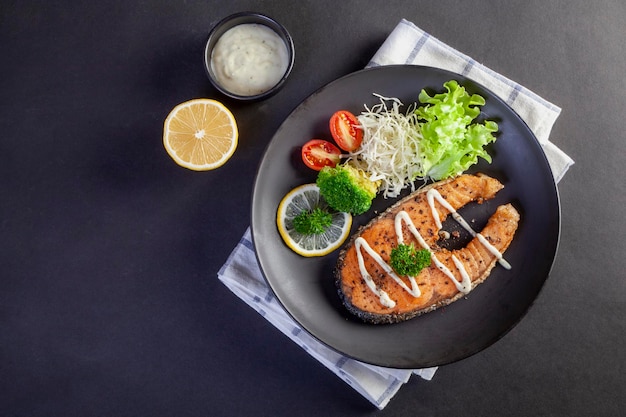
[415,80,498,181]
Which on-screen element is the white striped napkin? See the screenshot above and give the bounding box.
[218,228,437,409]
[217,19,573,410]
[367,19,574,182]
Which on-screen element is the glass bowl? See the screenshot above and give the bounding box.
[204,12,295,101]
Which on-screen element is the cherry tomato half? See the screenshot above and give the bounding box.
[329,110,363,152]
[301,139,341,171]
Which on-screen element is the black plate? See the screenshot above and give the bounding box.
[251,65,560,368]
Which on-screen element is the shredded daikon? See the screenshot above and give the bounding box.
[345,95,425,198]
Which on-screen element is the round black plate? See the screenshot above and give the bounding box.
[251,65,560,368]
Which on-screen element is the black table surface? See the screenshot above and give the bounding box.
[2,1,625,416]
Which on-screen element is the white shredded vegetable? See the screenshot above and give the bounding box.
[345,95,425,198]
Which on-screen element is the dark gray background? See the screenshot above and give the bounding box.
[2,1,624,416]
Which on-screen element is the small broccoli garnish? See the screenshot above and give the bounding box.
[292,207,333,235]
[316,164,379,215]
[390,243,431,276]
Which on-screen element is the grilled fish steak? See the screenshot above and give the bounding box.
[335,173,520,324]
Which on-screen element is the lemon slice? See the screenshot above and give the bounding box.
[277,183,352,257]
[163,98,238,170]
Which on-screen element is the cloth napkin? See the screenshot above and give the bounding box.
[368,19,574,182]
[217,19,574,410]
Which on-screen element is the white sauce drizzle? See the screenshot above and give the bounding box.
[354,237,421,309]
[395,211,472,294]
[355,187,512,307]
[427,189,511,270]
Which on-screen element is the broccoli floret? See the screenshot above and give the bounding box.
[316,164,379,215]
[292,207,332,235]
[389,243,431,276]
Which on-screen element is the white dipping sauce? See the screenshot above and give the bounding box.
[210,23,289,96]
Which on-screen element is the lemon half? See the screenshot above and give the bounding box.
[163,98,238,171]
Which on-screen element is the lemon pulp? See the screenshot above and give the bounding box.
[276,183,352,257]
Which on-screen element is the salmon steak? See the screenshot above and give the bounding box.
[335,173,520,324]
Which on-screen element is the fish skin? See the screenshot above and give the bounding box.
[335,173,520,324]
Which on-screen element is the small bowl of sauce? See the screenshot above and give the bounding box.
[204,12,295,101]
